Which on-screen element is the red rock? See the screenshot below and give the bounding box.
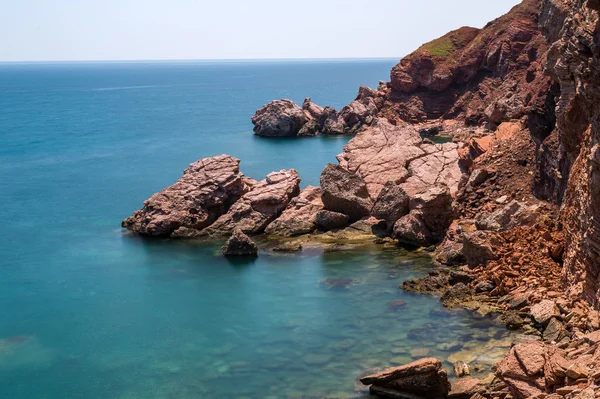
[320,163,373,221]
[221,229,258,257]
[531,300,560,325]
[265,186,323,236]
[448,377,485,399]
[122,155,251,237]
[252,99,309,137]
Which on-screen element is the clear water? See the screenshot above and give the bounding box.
[0,60,510,398]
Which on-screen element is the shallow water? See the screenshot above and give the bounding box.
[0,60,511,398]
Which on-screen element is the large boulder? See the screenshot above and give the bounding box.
[264,186,323,236]
[251,99,308,137]
[393,211,433,247]
[360,358,450,399]
[315,210,350,231]
[221,229,258,256]
[337,118,462,199]
[462,231,497,268]
[122,155,251,237]
[371,181,410,229]
[475,200,540,232]
[203,169,301,236]
[320,164,373,221]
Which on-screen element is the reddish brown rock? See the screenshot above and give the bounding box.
[264,186,323,236]
[315,210,350,231]
[384,0,551,125]
[530,300,560,325]
[122,155,251,237]
[203,169,301,236]
[462,231,497,268]
[320,163,373,221]
[360,358,450,399]
[448,377,486,399]
[221,229,258,257]
[338,118,462,199]
[252,99,309,137]
[393,211,433,247]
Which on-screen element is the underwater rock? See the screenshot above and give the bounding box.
[272,242,303,252]
[221,229,258,256]
[320,278,353,289]
[453,360,472,377]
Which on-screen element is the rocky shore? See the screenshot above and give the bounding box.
[122,0,600,397]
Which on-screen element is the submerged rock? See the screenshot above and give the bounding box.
[221,229,258,256]
[122,155,251,237]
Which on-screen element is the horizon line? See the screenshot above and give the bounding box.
[0,56,402,65]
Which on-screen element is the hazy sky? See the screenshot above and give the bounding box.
[1,0,522,62]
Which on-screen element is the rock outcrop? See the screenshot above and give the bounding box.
[383,0,551,125]
[360,358,450,399]
[252,100,308,137]
[221,229,258,256]
[122,155,251,237]
[203,169,301,236]
[264,186,323,236]
[320,164,373,221]
[337,118,462,200]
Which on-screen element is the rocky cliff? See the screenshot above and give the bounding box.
[538,0,600,308]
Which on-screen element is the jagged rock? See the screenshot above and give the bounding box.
[530,300,560,325]
[448,377,485,399]
[475,200,540,232]
[360,358,450,399]
[337,118,462,199]
[356,85,378,100]
[318,106,346,135]
[371,182,410,229]
[434,220,470,266]
[221,229,258,256]
[203,169,301,236]
[393,211,433,247]
[339,97,378,133]
[408,185,454,241]
[543,317,565,343]
[441,283,474,307]
[265,186,323,236]
[251,99,309,137]
[320,164,373,221]
[468,169,490,187]
[462,231,497,268]
[315,210,350,231]
[302,97,324,120]
[122,155,251,237]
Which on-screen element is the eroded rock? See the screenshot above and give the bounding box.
[320,164,373,221]
[122,155,251,237]
[265,186,323,236]
[252,99,308,137]
[221,229,258,256]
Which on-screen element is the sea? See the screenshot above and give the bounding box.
[0,60,511,398]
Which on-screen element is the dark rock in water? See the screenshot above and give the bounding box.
[401,269,451,295]
[360,358,450,399]
[388,299,407,309]
[221,229,258,257]
[251,99,308,137]
[320,164,373,221]
[440,283,474,307]
[321,278,353,289]
[315,210,350,231]
[122,155,251,237]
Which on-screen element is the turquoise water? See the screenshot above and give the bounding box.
[0,60,510,398]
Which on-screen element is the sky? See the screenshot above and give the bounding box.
[0,0,522,62]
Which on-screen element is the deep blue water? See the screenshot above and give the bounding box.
[0,60,511,399]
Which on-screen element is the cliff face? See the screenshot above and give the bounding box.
[539,0,600,306]
[382,0,552,127]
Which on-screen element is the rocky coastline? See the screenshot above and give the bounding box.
[122,0,600,397]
